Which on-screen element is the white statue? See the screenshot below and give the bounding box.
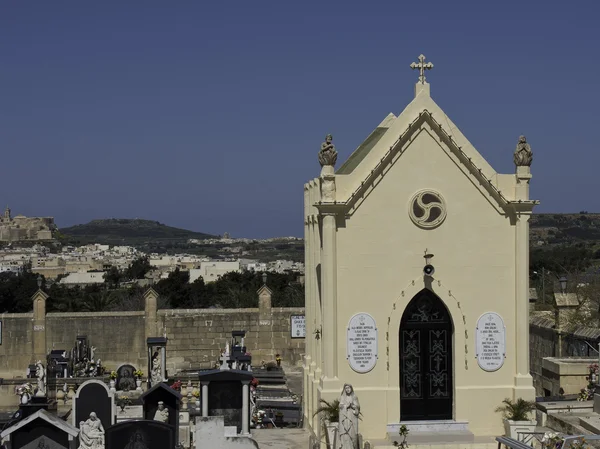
[150,355,162,385]
[35,360,46,397]
[90,346,96,361]
[225,342,230,355]
[338,384,360,449]
[78,412,105,449]
[153,401,169,423]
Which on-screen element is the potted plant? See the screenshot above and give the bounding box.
[134,369,144,390]
[313,399,340,449]
[495,397,537,439]
[109,371,117,390]
[275,354,282,367]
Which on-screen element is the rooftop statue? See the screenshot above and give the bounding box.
[319,134,338,168]
[514,135,533,167]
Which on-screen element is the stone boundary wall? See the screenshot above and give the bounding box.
[530,315,558,395]
[530,314,600,396]
[159,307,304,373]
[0,287,305,377]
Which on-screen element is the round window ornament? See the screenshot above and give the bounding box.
[409,190,447,229]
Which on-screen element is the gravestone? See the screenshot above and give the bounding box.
[200,369,253,434]
[195,416,259,449]
[105,420,174,449]
[73,379,115,438]
[209,381,243,431]
[0,409,79,449]
[139,382,182,446]
[116,364,137,392]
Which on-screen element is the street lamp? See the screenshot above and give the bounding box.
[559,276,568,293]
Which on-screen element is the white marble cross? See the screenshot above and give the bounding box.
[219,352,230,371]
[410,54,433,84]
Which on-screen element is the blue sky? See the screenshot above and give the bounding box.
[1,1,599,238]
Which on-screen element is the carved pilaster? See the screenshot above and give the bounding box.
[320,165,336,203]
[32,289,48,362]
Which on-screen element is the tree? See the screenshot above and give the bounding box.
[125,256,152,280]
[530,244,594,275]
[0,264,41,313]
[155,268,191,308]
[81,290,119,312]
[104,266,123,289]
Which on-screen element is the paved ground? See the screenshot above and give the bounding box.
[284,363,304,397]
[253,428,309,449]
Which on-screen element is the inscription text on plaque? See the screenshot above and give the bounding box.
[475,312,506,372]
[347,313,377,373]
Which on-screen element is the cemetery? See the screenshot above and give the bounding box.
[4,57,600,449]
[0,323,300,449]
[0,273,306,449]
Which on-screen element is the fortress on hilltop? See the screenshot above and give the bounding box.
[0,206,56,242]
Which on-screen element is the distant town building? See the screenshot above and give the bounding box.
[0,206,56,242]
[59,271,106,286]
[189,260,241,283]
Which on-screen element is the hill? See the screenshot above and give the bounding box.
[55,213,600,259]
[60,219,217,251]
[530,213,600,248]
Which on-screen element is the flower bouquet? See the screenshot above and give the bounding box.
[118,395,132,412]
[109,371,117,380]
[14,382,33,400]
[133,369,144,378]
[578,387,595,401]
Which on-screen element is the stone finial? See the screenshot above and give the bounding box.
[318,134,338,168]
[37,275,43,289]
[514,135,533,167]
[410,54,433,85]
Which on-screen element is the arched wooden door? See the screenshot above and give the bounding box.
[400,289,453,421]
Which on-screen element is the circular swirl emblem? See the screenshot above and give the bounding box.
[409,190,447,229]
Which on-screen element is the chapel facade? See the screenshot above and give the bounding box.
[303,55,537,442]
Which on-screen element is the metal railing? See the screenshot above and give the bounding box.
[517,431,548,448]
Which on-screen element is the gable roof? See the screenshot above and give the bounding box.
[139,381,183,402]
[257,285,272,296]
[337,113,396,175]
[1,409,79,439]
[318,98,539,215]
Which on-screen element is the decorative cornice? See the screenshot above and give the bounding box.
[313,110,539,215]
